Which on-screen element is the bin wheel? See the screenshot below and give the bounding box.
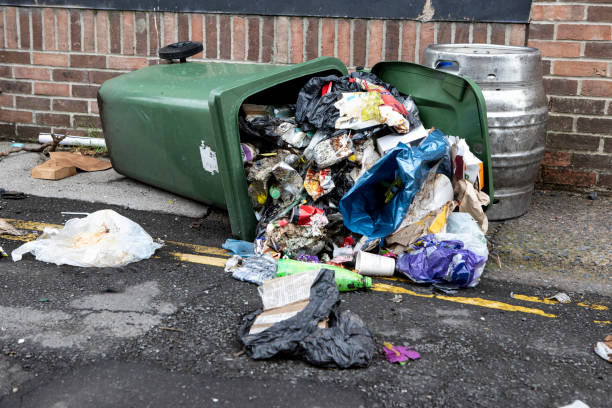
[159,41,203,63]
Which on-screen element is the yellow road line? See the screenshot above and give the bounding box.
[577,302,609,311]
[594,320,611,325]
[0,233,39,242]
[511,293,559,305]
[4,219,62,231]
[165,240,229,257]
[372,282,556,318]
[169,252,228,267]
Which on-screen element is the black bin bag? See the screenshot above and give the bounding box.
[238,269,375,369]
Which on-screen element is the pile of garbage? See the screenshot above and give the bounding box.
[227,70,490,290]
[228,71,491,368]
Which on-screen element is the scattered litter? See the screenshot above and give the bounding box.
[11,209,162,267]
[558,400,590,408]
[0,246,7,257]
[39,298,49,303]
[382,342,420,364]
[391,294,403,303]
[355,251,395,277]
[228,254,277,286]
[239,269,374,368]
[158,326,185,333]
[276,258,371,291]
[594,334,612,363]
[31,151,112,181]
[10,142,25,148]
[546,292,571,304]
[222,239,255,257]
[587,192,597,201]
[17,338,24,344]
[0,219,26,236]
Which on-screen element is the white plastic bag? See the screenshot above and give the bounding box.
[11,210,162,267]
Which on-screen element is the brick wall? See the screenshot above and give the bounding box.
[0,3,610,191]
[529,1,612,191]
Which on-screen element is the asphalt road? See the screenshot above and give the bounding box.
[0,196,610,407]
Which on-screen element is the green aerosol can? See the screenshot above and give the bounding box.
[276,259,372,292]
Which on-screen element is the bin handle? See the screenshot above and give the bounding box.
[159,41,203,63]
[435,60,460,73]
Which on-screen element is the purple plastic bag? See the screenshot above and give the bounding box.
[396,234,486,287]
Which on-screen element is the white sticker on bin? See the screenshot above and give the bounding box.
[199,141,219,175]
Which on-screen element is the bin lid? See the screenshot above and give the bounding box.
[371,61,494,201]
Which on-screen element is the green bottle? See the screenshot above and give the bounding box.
[276,259,372,292]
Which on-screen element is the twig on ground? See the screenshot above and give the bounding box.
[0,134,66,157]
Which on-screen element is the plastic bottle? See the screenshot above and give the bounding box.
[276,259,371,292]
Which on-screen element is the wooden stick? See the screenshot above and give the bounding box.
[0,134,66,157]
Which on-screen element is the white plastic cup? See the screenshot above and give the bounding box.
[355,251,395,277]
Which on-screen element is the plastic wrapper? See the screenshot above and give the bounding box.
[240,143,259,163]
[304,168,335,201]
[265,214,328,255]
[454,179,490,234]
[350,139,380,182]
[339,130,450,239]
[238,269,375,368]
[401,95,422,129]
[334,92,384,130]
[290,205,325,226]
[11,210,162,267]
[312,133,353,168]
[281,126,311,148]
[229,254,278,285]
[222,239,255,257]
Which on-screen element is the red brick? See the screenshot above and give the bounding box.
[0,123,16,137]
[0,80,32,94]
[572,153,611,170]
[82,10,95,53]
[401,21,417,62]
[70,9,81,51]
[43,8,56,51]
[14,66,51,81]
[16,124,51,139]
[57,9,70,51]
[0,94,14,108]
[581,80,612,97]
[598,174,612,189]
[33,52,69,67]
[604,138,612,153]
[541,168,596,186]
[52,68,89,83]
[419,22,435,63]
[32,9,43,51]
[352,19,367,67]
[74,115,102,129]
[542,150,571,167]
[178,14,189,42]
[0,109,32,123]
[90,100,99,114]
[97,11,110,54]
[88,70,124,84]
[71,54,106,69]
[290,17,303,64]
[385,20,400,60]
[576,116,612,134]
[437,22,451,44]
[547,132,601,151]
[34,82,70,97]
[337,19,351,66]
[219,15,231,60]
[261,16,274,63]
[547,114,574,132]
[531,5,585,21]
[509,24,526,46]
[36,113,70,127]
[53,128,90,137]
[542,60,552,76]
[191,14,203,59]
[163,12,176,47]
[5,7,18,49]
[554,60,608,77]
[232,16,246,61]
[206,15,219,59]
[135,12,148,56]
[0,10,5,52]
[72,84,99,98]
[0,50,30,64]
[16,96,51,111]
[454,23,469,44]
[122,11,135,55]
[0,65,11,77]
[109,12,121,54]
[53,99,88,113]
[584,42,612,59]
[247,17,260,62]
[527,40,581,58]
[149,13,160,57]
[367,20,384,67]
[551,97,606,115]
[472,23,487,43]
[108,56,148,70]
[19,8,30,49]
[528,24,554,40]
[321,18,335,57]
[557,24,611,41]
[587,6,612,23]
[490,23,506,45]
